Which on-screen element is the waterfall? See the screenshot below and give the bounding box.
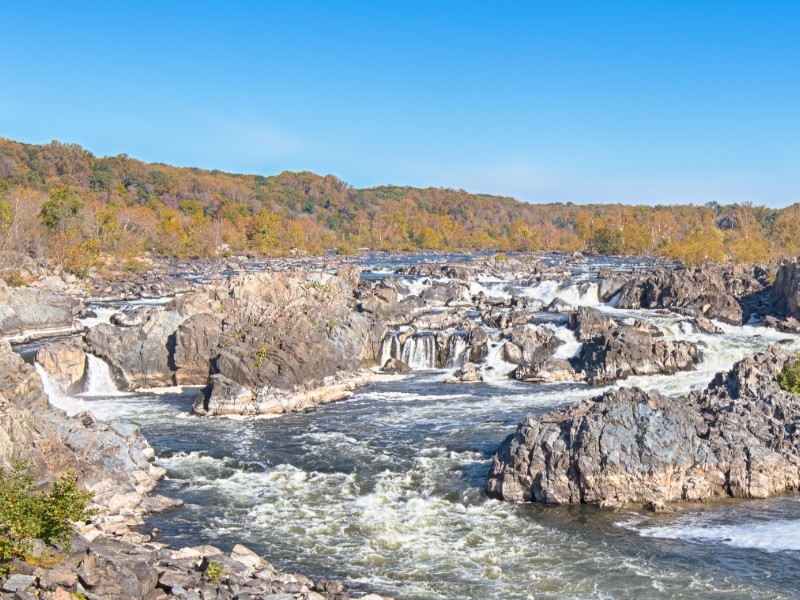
[446,333,469,368]
[83,354,123,396]
[523,280,601,307]
[380,332,402,365]
[35,363,68,403]
[401,333,437,370]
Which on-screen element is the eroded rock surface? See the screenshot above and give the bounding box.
[487,345,800,507]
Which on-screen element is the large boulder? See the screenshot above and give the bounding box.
[487,345,800,507]
[85,307,190,389]
[578,331,700,385]
[35,339,87,395]
[772,259,800,319]
[0,278,81,340]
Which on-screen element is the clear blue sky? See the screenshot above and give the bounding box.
[1,1,798,206]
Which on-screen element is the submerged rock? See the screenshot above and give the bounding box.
[487,345,800,507]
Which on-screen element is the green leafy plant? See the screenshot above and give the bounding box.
[254,342,270,369]
[778,354,800,395]
[204,559,227,584]
[0,461,95,563]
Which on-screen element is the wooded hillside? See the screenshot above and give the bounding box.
[0,137,797,275]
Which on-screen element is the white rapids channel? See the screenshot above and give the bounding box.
[34,267,800,600]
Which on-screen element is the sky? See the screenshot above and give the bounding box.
[1,1,798,206]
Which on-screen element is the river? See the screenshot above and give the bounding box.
[29,257,800,600]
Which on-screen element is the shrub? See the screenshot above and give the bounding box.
[204,559,227,583]
[0,461,95,563]
[778,354,800,395]
[1,270,28,287]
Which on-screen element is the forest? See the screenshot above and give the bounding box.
[0,137,797,277]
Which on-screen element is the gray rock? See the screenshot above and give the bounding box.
[488,345,800,507]
[35,339,87,395]
[1,575,36,593]
[381,358,411,374]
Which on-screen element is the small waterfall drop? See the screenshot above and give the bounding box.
[401,333,437,370]
[446,333,469,368]
[524,280,601,307]
[83,354,123,396]
[380,332,402,365]
[35,362,67,403]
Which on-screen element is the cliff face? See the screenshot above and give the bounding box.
[772,259,800,319]
[487,345,800,508]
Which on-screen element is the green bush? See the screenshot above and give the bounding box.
[0,461,95,563]
[204,559,227,583]
[778,354,800,395]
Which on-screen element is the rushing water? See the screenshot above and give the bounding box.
[31,261,800,600]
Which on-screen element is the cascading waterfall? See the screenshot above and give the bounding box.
[380,332,402,365]
[446,333,469,368]
[400,333,437,370]
[34,362,67,403]
[523,279,601,306]
[83,354,123,395]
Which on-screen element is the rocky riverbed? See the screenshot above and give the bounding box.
[4,253,800,599]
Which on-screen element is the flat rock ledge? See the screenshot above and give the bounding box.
[487,345,800,507]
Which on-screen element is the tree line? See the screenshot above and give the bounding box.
[0,137,797,276]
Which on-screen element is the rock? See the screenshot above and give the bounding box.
[381,358,411,374]
[597,268,629,302]
[35,564,78,590]
[514,356,582,383]
[110,306,155,327]
[85,306,191,389]
[614,265,766,325]
[578,331,700,385]
[488,345,800,507]
[772,259,800,319]
[445,362,483,383]
[1,575,36,593]
[567,307,615,342]
[502,341,522,364]
[690,315,724,334]
[173,313,223,385]
[0,340,165,522]
[546,298,575,313]
[35,339,87,395]
[466,327,489,363]
[420,282,469,306]
[0,278,81,341]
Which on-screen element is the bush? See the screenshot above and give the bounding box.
[204,559,227,583]
[778,354,800,395]
[0,461,94,563]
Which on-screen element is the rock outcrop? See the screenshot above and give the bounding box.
[487,345,800,507]
[772,259,800,319]
[609,265,768,324]
[35,339,87,395]
[0,278,82,341]
[0,340,172,538]
[83,267,392,412]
